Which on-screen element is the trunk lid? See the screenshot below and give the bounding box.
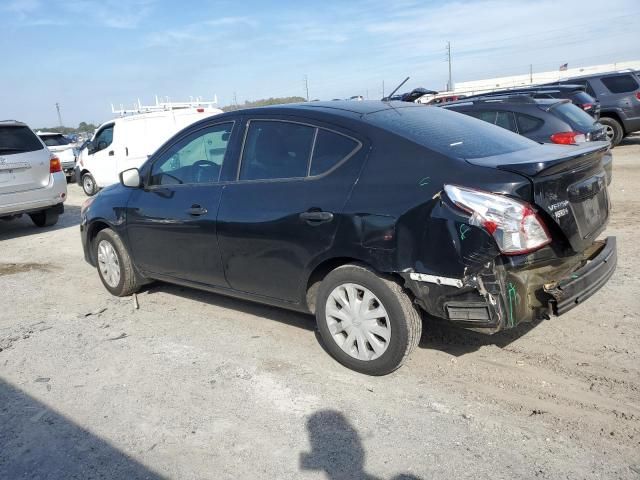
[468,142,610,253]
[0,125,51,195]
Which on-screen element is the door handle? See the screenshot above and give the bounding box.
[186,205,208,216]
[125,147,129,156]
[108,150,114,156]
[299,210,334,224]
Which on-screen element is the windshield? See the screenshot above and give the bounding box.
[39,134,71,147]
[551,102,596,132]
[366,105,536,160]
[0,125,44,154]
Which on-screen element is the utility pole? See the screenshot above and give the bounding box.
[233,92,238,110]
[304,75,309,102]
[382,80,385,98]
[55,102,63,127]
[366,89,369,100]
[446,41,452,91]
[529,64,533,84]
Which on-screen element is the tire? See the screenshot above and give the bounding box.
[82,172,97,196]
[29,209,59,227]
[93,228,142,297]
[315,263,422,376]
[599,117,624,147]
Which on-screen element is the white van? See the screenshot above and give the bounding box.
[76,104,223,195]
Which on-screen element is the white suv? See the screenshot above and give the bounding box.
[37,131,77,182]
[0,120,67,227]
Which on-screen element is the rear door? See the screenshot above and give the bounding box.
[216,117,367,302]
[0,124,50,195]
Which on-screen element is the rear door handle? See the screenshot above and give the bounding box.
[186,205,208,216]
[299,210,333,224]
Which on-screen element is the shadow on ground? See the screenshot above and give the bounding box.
[0,204,81,241]
[300,409,422,480]
[619,133,640,147]
[0,378,165,480]
[145,283,542,357]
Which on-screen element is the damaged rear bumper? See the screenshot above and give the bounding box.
[544,236,616,315]
[402,236,617,333]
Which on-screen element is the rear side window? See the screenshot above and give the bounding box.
[551,102,596,131]
[468,110,517,132]
[240,121,315,180]
[0,126,44,154]
[601,74,639,94]
[570,91,596,105]
[39,134,70,147]
[368,106,535,160]
[310,129,359,176]
[516,113,544,134]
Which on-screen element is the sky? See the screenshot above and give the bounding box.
[1,0,639,127]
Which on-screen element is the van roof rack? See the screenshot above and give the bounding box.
[111,95,219,116]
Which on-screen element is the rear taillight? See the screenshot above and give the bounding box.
[635,92,640,101]
[550,131,586,145]
[50,155,61,173]
[581,103,593,111]
[444,185,551,255]
[197,107,205,112]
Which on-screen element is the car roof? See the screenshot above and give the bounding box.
[0,120,28,127]
[443,95,562,108]
[562,70,640,81]
[230,100,424,118]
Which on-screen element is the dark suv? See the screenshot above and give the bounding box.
[80,101,615,375]
[464,85,600,119]
[552,71,640,145]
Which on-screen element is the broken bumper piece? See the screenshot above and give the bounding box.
[544,236,616,316]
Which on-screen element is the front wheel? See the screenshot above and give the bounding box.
[82,173,97,196]
[315,264,422,376]
[93,228,142,296]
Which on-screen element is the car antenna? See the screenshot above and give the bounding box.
[384,76,410,101]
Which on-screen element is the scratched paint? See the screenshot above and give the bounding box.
[459,224,471,240]
[418,177,431,186]
[507,282,518,327]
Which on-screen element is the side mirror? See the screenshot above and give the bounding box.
[86,141,94,154]
[120,168,141,188]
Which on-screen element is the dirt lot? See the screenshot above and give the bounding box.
[1,137,639,480]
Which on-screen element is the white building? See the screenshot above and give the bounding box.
[453,60,640,95]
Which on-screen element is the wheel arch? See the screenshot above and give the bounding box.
[86,220,112,264]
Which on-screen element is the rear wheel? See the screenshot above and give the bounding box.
[315,263,422,376]
[93,228,142,296]
[600,117,624,146]
[82,173,97,196]
[29,208,59,227]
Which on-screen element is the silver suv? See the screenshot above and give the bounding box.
[0,120,67,227]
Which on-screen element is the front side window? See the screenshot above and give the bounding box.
[93,125,114,153]
[150,123,232,186]
[310,129,360,176]
[239,121,315,181]
[601,74,639,94]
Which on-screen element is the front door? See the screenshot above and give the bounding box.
[216,118,366,303]
[126,122,235,286]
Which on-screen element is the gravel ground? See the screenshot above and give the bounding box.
[1,137,639,480]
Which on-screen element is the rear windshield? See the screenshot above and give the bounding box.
[0,125,44,154]
[39,134,70,147]
[367,105,536,160]
[601,74,638,94]
[551,102,596,132]
[570,91,596,105]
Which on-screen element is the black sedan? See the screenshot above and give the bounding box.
[80,101,616,375]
